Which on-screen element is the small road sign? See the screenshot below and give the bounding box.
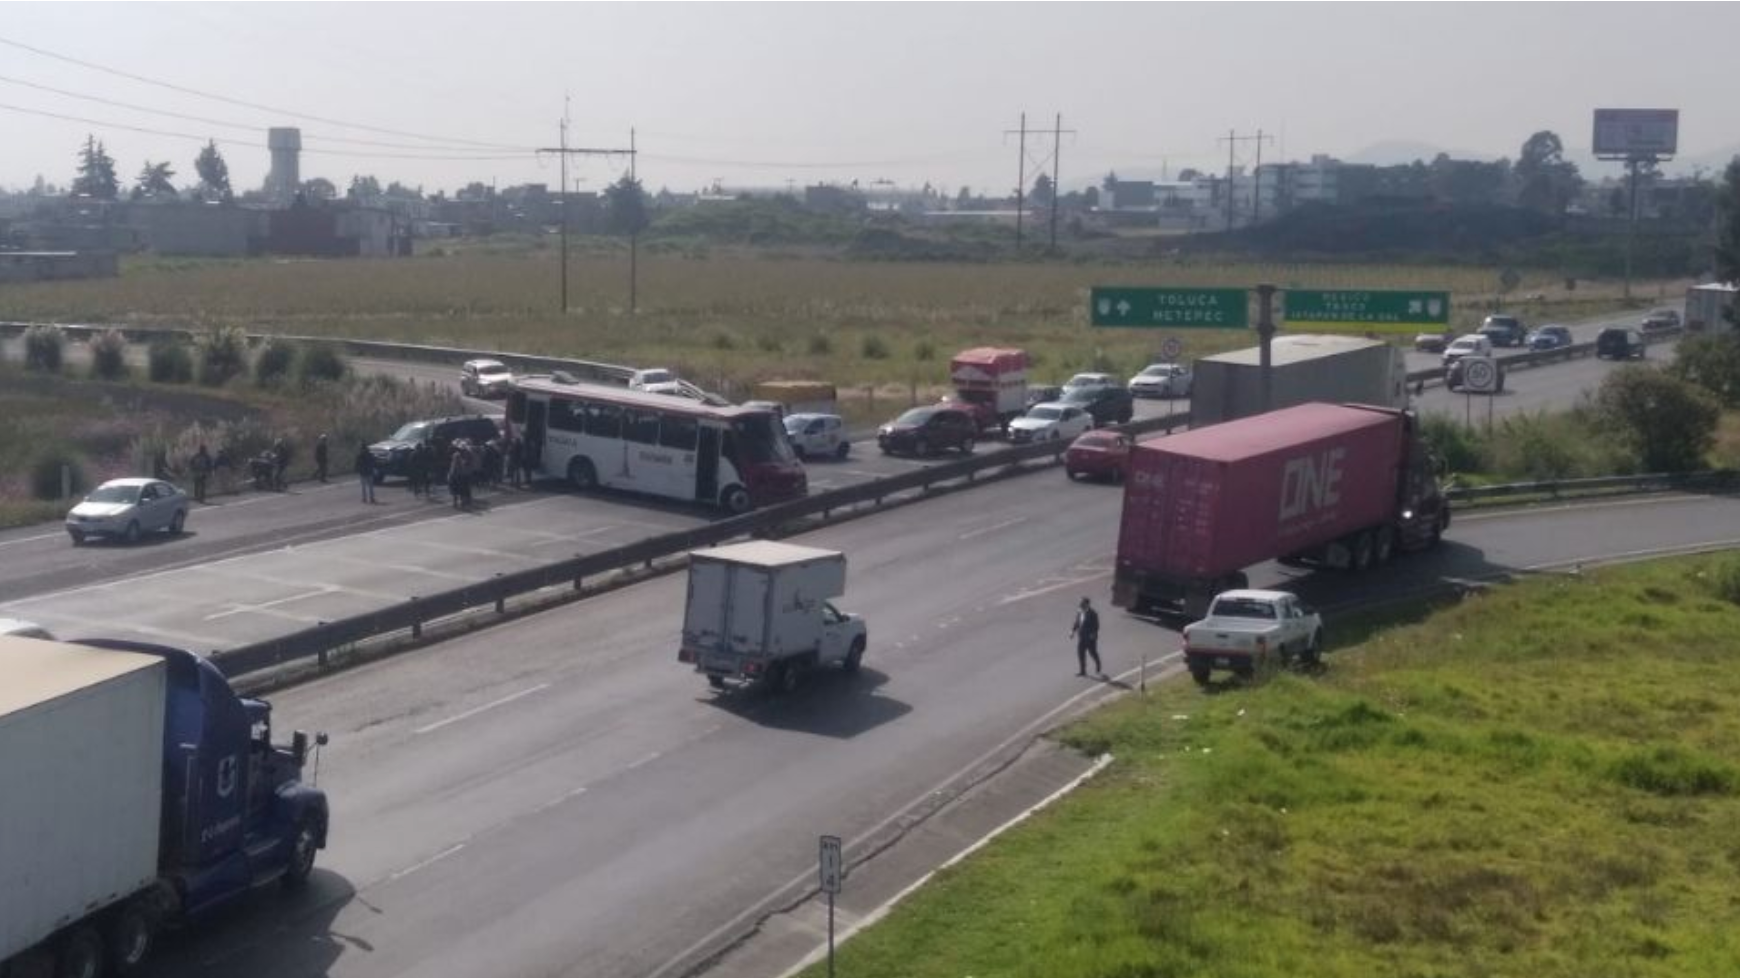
[819,835,843,894]
[1091,287,1250,328]
[1158,337,1184,361]
[1461,356,1499,393]
[1281,289,1451,334]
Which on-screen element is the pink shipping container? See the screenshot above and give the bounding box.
[1114,403,1449,617]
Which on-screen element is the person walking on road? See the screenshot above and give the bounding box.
[1070,597,1103,677]
[355,444,377,503]
[408,441,431,499]
[314,433,330,483]
[272,437,293,491]
[189,444,212,503]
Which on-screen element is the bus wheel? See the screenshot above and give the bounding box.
[567,457,597,492]
[721,485,752,514]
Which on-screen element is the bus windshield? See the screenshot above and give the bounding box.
[733,414,797,465]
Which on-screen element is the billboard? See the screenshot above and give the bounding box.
[1592,108,1679,157]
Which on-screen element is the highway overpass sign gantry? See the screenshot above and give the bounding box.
[1091,287,1250,328]
[1281,289,1451,334]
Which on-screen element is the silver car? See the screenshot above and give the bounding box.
[65,477,189,545]
[783,413,849,460]
[1127,363,1192,399]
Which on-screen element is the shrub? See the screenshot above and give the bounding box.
[29,449,88,501]
[1668,333,1740,408]
[195,325,248,386]
[711,330,738,351]
[1594,367,1720,472]
[1609,745,1735,797]
[254,338,296,386]
[914,339,936,362]
[755,333,783,354]
[147,338,194,384]
[89,328,129,380]
[807,332,834,356]
[1712,556,1740,607]
[22,325,64,372]
[860,334,890,360]
[1419,414,1487,475]
[296,343,347,386]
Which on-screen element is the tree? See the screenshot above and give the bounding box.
[1515,130,1582,214]
[347,175,381,200]
[1670,333,1740,407]
[385,180,421,199]
[131,160,176,199]
[1031,173,1054,206]
[1082,186,1100,208]
[1595,367,1720,472]
[301,177,337,201]
[1101,171,1119,192]
[956,186,972,205]
[72,136,119,199]
[1715,157,1740,290]
[195,141,231,200]
[603,173,649,235]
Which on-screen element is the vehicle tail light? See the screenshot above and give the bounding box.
[744,660,762,676]
[678,648,695,663]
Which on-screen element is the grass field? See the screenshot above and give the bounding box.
[802,556,1740,978]
[1,252,1683,398]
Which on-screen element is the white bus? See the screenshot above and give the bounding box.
[508,375,808,513]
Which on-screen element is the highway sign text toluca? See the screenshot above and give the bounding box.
[1091,287,1250,328]
[1281,289,1450,334]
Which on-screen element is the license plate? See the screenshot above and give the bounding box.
[1215,656,1234,667]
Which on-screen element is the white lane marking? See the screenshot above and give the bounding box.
[204,587,335,621]
[996,569,1111,606]
[320,552,477,582]
[0,531,65,549]
[387,842,466,881]
[1526,538,1740,570]
[530,785,590,816]
[414,683,552,735]
[958,516,1027,541]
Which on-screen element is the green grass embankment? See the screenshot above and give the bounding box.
[808,556,1740,978]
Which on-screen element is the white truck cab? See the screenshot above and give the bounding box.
[1182,589,1323,685]
[679,541,867,692]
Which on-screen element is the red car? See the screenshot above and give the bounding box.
[1064,430,1132,482]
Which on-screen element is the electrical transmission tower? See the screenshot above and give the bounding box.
[1004,112,1076,252]
[1217,129,1274,231]
[536,102,635,313]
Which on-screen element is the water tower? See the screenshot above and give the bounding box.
[265,127,302,203]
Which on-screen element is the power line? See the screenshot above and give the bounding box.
[0,34,532,152]
[0,101,529,161]
[0,74,537,153]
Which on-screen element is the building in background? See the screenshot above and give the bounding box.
[263,128,302,205]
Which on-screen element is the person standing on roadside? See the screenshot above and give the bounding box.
[189,444,213,503]
[407,441,429,498]
[506,435,525,489]
[272,437,293,491]
[314,433,330,483]
[447,442,469,509]
[1069,597,1103,677]
[354,444,377,503]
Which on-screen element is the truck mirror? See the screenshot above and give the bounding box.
[292,731,309,766]
[317,732,330,747]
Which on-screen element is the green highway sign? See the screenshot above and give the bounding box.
[1091,287,1250,329]
[1282,289,1451,334]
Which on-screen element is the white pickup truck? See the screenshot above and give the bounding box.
[1181,589,1323,685]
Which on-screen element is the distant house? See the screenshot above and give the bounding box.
[1103,179,1157,212]
[264,205,409,257]
[0,251,119,283]
[130,204,266,257]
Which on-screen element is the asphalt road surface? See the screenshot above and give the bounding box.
[1414,334,1680,423]
[117,480,1740,978]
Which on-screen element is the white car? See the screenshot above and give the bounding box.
[0,618,55,640]
[783,413,850,460]
[1182,589,1323,685]
[1062,372,1118,393]
[459,358,513,398]
[1441,334,1493,367]
[65,478,189,546]
[629,367,686,396]
[1006,402,1095,444]
[1128,363,1192,399]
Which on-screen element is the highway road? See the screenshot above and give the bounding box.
[1414,334,1680,423]
[104,475,1740,978]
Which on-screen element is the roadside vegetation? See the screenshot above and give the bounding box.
[806,555,1740,978]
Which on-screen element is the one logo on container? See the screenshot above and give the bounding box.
[1279,448,1345,522]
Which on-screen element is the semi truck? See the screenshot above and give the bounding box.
[677,541,867,693]
[1,635,329,978]
[1113,402,1449,619]
[946,347,1029,433]
[1188,334,1408,427]
[1685,283,1736,333]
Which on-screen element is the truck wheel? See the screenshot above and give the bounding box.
[168,510,186,536]
[960,436,975,455]
[568,457,598,492]
[707,675,727,690]
[842,639,866,675]
[1430,513,1447,548]
[835,441,850,460]
[720,485,752,515]
[1374,526,1395,565]
[1351,531,1375,571]
[770,662,801,695]
[283,816,320,889]
[106,902,155,974]
[1304,631,1324,667]
[1189,665,1212,686]
[57,925,105,978]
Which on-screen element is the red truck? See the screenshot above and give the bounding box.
[945,347,1028,433]
[1113,402,1449,619]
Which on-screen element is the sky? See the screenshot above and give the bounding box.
[3,3,1737,197]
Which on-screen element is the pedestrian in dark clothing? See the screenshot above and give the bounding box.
[448,443,471,509]
[314,433,330,483]
[517,438,536,488]
[481,439,502,489]
[214,446,234,494]
[189,444,213,503]
[506,437,525,489]
[406,442,427,498]
[1070,597,1103,677]
[152,447,172,481]
[272,437,293,491]
[355,445,377,503]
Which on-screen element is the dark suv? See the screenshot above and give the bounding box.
[369,415,501,479]
[1060,384,1134,426]
[1478,315,1526,347]
[877,406,976,456]
[1595,327,1646,360]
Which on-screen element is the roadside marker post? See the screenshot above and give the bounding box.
[819,834,843,978]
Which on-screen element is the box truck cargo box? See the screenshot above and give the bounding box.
[1189,335,1407,426]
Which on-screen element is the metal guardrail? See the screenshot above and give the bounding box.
[214,409,1190,678]
[1404,325,1684,388]
[1445,468,1736,503]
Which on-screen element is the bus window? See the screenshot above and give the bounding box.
[548,398,585,432]
[660,415,699,452]
[733,414,796,464]
[585,403,621,439]
[625,410,660,445]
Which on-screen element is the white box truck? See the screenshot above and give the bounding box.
[677,541,868,692]
[1189,334,1409,426]
[1685,283,1737,333]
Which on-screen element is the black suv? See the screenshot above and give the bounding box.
[1478,315,1527,347]
[877,406,976,456]
[1060,384,1134,426]
[369,415,501,479]
[1595,327,1646,361]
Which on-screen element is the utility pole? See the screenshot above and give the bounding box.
[1624,156,1640,301]
[630,127,639,315]
[1250,128,1275,224]
[536,106,635,315]
[1004,113,1075,254]
[1217,129,1271,231]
